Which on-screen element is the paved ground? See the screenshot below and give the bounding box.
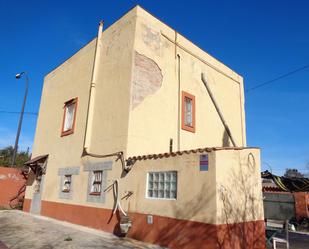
[1,211,308,249]
[0,210,166,249]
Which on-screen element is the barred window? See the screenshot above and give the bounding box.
[90,171,102,194]
[147,171,177,199]
[62,175,72,192]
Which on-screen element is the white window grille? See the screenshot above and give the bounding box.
[90,171,102,194]
[62,175,72,192]
[147,171,177,199]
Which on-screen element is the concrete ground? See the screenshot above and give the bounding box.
[0,210,166,249]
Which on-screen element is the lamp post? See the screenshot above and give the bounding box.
[11,72,29,166]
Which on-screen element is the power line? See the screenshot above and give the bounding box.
[0,110,38,116]
[1,63,309,113]
[246,63,309,93]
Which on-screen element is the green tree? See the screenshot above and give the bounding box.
[0,146,30,167]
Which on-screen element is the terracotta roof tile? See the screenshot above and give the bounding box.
[127,146,258,162]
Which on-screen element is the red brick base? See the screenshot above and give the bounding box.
[23,199,265,249]
[22,198,31,212]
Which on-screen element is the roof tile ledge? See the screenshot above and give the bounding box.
[127,146,259,162]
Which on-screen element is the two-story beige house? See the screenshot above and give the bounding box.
[23,6,265,249]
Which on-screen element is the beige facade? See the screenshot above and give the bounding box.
[127,8,246,156]
[24,6,264,248]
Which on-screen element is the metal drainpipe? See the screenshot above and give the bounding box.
[81,21,130,173]
[83,21,104,152]
[201,73,237,147]
[177,54,181,151]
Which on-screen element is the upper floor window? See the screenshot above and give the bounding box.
[61,98,77,136]
[181,91,195,133]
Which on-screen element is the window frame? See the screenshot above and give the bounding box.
[62,174,72,193]
[181,91,196,133]
[89,170,103,196]
[146,171,177,200]
[61,97,78,137]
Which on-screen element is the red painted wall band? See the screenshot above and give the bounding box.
[23,199,265,249]
[22,198,31,212]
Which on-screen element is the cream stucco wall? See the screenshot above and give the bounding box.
[126,6,246,157]
[215,149,264,224]
[121,152,217,224]
[25,38,96,199]
[116,148,263,225]
[25,8,137,200]
[25,6,261,226]
[27,148,261,225]
[88,8,137,155]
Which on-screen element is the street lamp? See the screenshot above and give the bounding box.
[11,71,29,166]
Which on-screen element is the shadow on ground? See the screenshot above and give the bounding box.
[0,210,166,249]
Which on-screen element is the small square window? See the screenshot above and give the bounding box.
[61,98,78,136]
[90,171,102,195]
[147,171,177,200]
[62,175,72,192]
[182,91,195,133]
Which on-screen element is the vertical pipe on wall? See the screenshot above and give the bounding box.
[83,21,104,152]
[175,30,181,152]
[177,54,181,151]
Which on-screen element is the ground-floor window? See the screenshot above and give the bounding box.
[90,171,103,195]
[58,166,80,200]
[84,161,112,203]
[62,175,72,192]
[147,171,177,199]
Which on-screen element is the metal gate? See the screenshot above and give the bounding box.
[263,193,295,220]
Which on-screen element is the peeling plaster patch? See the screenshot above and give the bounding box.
[142,24,161,55]
[105,20,133,57]
[131,52,163,109]
[142,24,171,52]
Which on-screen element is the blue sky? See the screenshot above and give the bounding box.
[0,1,308,176]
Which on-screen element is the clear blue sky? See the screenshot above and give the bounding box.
[0,1,308,176]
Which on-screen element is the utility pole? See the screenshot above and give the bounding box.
[11,72,29,166]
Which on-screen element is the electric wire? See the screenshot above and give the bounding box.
[0,111,38,116]
[246,63,309,93]
[1,64,309,114]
